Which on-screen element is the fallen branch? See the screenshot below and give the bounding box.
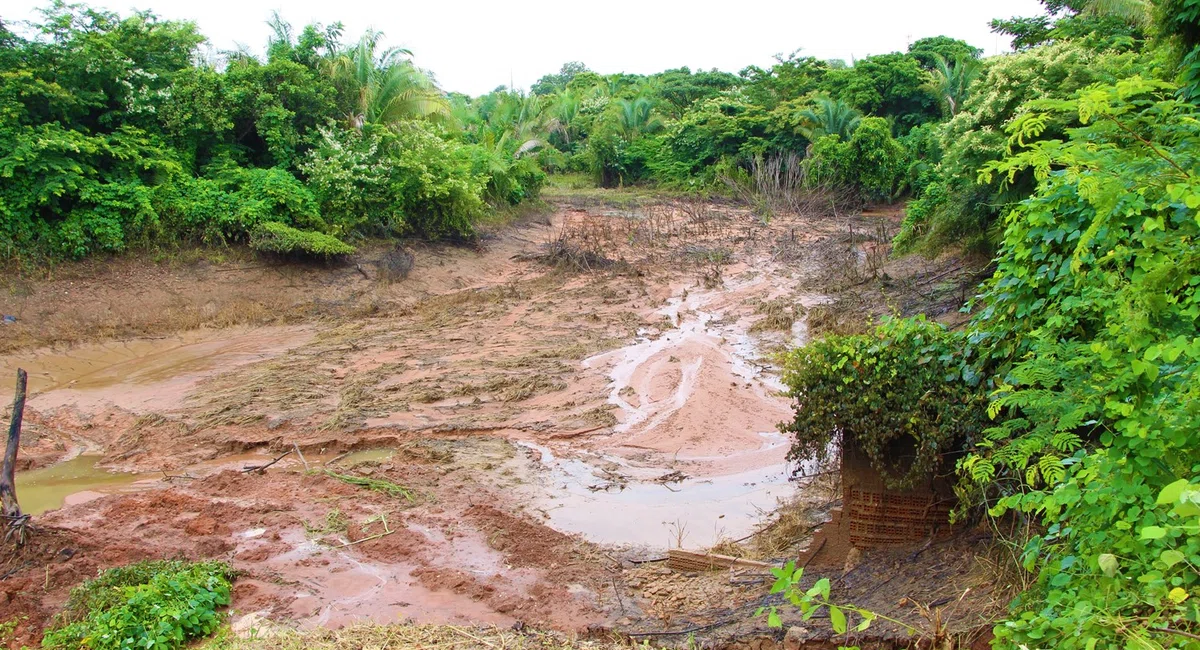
[242,449,292,473]
[549,425,608,439]
[447,626,497,649]
[917,265,963,287]
[1157,627,1200,643]
[612,576,626,616]
[324,451,352,466]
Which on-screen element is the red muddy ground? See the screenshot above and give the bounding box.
[0,198,991,648]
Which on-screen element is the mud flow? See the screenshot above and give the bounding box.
[0,200,978,646]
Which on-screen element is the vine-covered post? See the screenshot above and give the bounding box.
[1,368,29,545]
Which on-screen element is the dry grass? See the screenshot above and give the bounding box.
[580,405,619,428]
[534,233,618,272]
[805,298,869,337]
[457,373,568,403]
[544,202,738,275]
[190,321,372,428]
[751,497,824,558]
[210,623,647,650]
[749,297,803,334]
[705,492,833,561]
[720,153,862,221]
[412,285,522,328]
[178,270,639,436]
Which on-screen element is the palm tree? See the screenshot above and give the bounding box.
[924,54,983,117]
[614,97,664,138]
[796,97,862,141]
[265,11,294,61]
[544,90,581,148]
[327,31,449,128]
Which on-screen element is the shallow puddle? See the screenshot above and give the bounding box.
[17,455,152,516]
[522,441,795,548]
[247,528,515,628]
[17,448,399,516]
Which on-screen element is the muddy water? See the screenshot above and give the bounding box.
[16,448,397,516]
[525,274,824,547]
[17,455,154,515]
[580,275,821,474]
[248,529,514,628]
[522,442,794,548]
[0,326,312,412]
[7,262,819,554]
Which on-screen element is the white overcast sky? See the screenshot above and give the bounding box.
[0,1,1046,96]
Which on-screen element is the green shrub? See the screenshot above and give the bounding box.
[646,93,772,187]
[780,316,990,489]
[845,117,906,201]
[42,560,233,650]
[151,176,251,246]
[801,118,907,202]
[300,125,395,235]
[893,42,1152,255]
[961,78,1200,650]
[249,221,354,257]
[206,164,323,231]
[385,121,486,240]
[466,144,546,206]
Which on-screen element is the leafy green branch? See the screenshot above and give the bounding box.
[757,561,914,646]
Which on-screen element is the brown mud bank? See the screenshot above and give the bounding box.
[0,198,991,647]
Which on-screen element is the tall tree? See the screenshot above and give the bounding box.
[908,36,983,70]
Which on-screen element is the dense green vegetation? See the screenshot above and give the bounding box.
[42,560,233,650]
[0,4,541,261]
[0,1,1056,262]
[4,0,1200,647]
[782,2,1200,648]
[5,1,1181,263]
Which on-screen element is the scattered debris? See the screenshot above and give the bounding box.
[666,549,775,573]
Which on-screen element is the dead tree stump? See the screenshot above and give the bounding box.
[1,368,29,545]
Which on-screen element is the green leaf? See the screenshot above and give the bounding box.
[1098,553,1119,577]
[768,610,782,628]
[830,606,847,634]
[1140,526,1168,540]
[1160,550,1186,567]
[815,578,831,600]
[1157,479,1192,505]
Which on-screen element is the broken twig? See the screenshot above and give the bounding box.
[242,449,292,473]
